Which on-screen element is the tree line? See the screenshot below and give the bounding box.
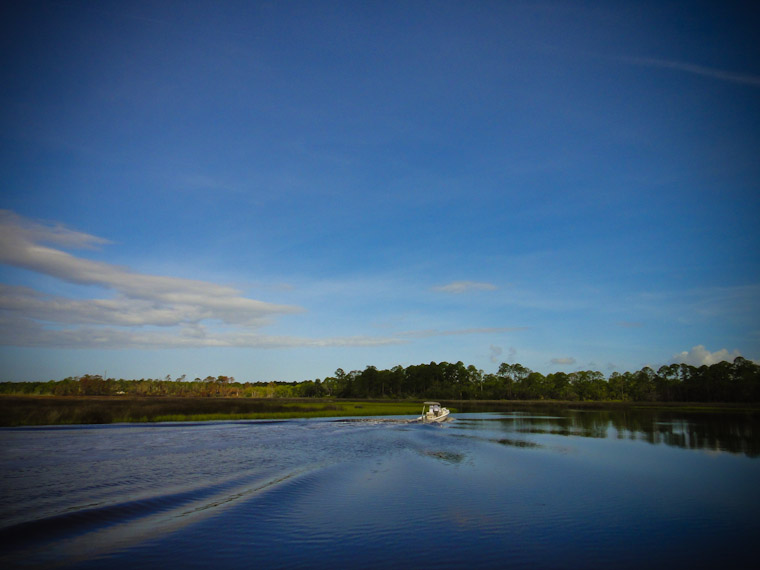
[1,357,758,402]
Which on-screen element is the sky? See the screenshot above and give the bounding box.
[1,0,758,382]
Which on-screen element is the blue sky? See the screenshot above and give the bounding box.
[1,1,758,382]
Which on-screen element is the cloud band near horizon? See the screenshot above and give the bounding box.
[0,211,515,350]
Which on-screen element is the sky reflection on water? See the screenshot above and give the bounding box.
[453,407,760,456]
[1,408,759,569]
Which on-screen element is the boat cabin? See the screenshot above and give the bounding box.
[419,401,450,422]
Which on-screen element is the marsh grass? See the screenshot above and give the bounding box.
[0,396,425,426]
[2,396,754,427]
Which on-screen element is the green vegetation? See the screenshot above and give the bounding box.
[0,397,425,427]
[1,357,758,426]
[1,357,758,403]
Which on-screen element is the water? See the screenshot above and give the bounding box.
[1,409,759,569]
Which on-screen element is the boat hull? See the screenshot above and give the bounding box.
[418,409,450,423]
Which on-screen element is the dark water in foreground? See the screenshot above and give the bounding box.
[1,409,759,569]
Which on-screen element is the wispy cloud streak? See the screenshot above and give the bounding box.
[396,327,526,339]
[432,281,498,294]
[619,56,760,87]
[550,357,576,366]
[0,317,403,350]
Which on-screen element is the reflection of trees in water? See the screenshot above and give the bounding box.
[603,410,760,457]
[421,450,467,464]
[496,438,543,449]
[646,413,760,457]
[464,408,760,457]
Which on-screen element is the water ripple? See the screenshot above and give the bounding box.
[2,413,759,569]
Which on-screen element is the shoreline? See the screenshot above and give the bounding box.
[0,396,423,427]
[1,395,758,427]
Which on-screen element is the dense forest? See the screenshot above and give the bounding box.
[1,357,759,402]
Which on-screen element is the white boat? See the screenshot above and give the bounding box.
[418,402,450,423]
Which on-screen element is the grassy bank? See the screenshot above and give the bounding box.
[0,396,426,427]
[2,396,757,427]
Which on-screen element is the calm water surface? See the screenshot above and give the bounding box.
[1,408,759,569]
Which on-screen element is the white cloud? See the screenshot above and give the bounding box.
[0,209,111,251]
[672,345,742,367]
[0,316,402,349]
[432,281,498,294]
[0,211,301,330]
[0,284,283,328]
[0,211,399,349]
[551,357,576,366]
